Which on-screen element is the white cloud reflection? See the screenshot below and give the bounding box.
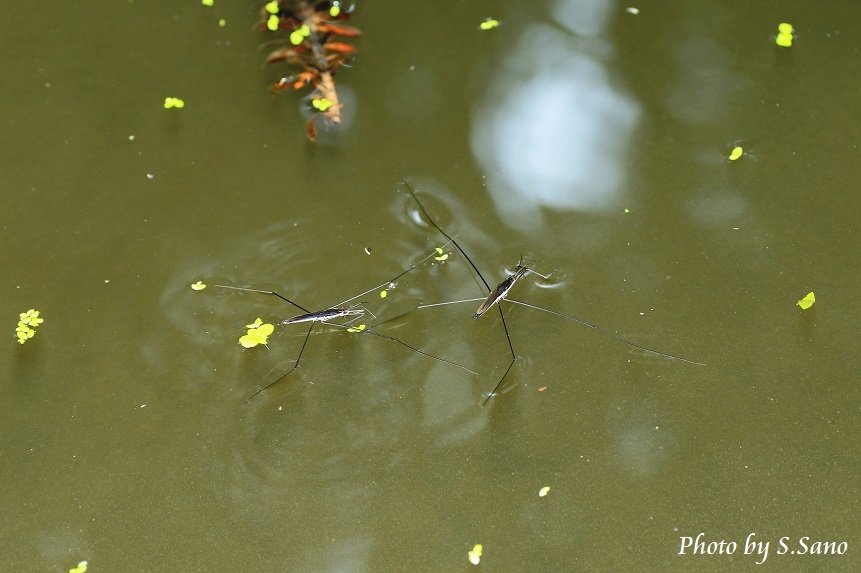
[471,1,639,229]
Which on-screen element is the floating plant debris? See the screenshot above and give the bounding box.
[260,1,361,141]
[776,22,795,47]
[163,97,185,109]
[480,18,500,31]
[15,309,44,344]
[240,318,275,348]
[797,292,815,310]
[468,544,483,565]
[728,146,744,161]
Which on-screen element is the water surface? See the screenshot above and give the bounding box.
[2,1,859,571]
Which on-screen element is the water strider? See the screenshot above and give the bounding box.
[472,257,550,319]
[218,243,476,400]
[398,180,704,405]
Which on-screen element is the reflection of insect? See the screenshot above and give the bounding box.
[398,181,704,405]
[218,245,475,400]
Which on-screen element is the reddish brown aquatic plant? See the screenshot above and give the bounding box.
[260,1,360,141]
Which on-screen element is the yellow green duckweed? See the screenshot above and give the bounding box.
[15,309,44,344]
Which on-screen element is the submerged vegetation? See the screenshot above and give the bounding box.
[260,0,361,141]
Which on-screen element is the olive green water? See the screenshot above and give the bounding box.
[2,1,859,571]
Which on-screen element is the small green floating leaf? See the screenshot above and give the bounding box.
[265,1,279,15]
[163,97,185,109]
[347,324,367,333]
[728,146,744,161]
[201,0,214,6]
[239,334,257,348]
[239,319,274,347]
[480,18,500,31]
[468,544,483,565]
[191,280,206,291]
[19,309,43,326]
[219,19,226,27]
[69,561,88,573]
[311,97,334,112]
[776,33,793,47]
[15,309,43,344]
[797,291,815,310]
[538,485,551,497]
[434,246,450,261]
[290,24,311,45]
[776,22,794,47]
[329,2,341,18]
[380,281,396,298]
[267,14,280,31]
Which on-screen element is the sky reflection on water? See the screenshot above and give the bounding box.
[472,0,639,229]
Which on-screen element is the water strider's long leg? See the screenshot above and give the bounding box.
[402,180,518,404]
[505,299,704,365]
[246,322,316,400]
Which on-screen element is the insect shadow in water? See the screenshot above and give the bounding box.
[384,181,705,405]
[219,244,476,400]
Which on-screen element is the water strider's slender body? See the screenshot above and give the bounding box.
[473,265,529,318]
[282,307,364,325]
[473,262,553,319]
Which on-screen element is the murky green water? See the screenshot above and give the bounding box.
[3,1,859,571]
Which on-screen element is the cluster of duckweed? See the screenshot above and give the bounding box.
[15,309,43,344]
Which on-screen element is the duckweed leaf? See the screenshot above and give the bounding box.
[729,146,744,161]
[776,22,794,47]
[239,319,274,348]
[468,544,483,565]
[797,292,815,310]
[290,24,311,46]
[15,309,43,344]
[312,97,334,112]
